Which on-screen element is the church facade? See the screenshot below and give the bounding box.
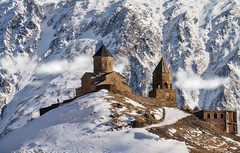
[75,44,132,97]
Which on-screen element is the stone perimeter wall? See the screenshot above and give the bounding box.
[112,90,178,108]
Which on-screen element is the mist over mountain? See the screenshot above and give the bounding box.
[0,0,240,136]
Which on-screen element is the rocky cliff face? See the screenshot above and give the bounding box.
[0,0,240,135]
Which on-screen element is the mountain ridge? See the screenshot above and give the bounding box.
[0,0,240,138]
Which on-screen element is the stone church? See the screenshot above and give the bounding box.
[41,44,238,134]
[75,44,132,96]
[40,45,178,116]
[75,44,177,107]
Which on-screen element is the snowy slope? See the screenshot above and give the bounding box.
[0,90,189,152]
[0,0,240,139]
[149,107,190,128]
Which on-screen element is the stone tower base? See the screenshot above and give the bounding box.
[149,89,177,107]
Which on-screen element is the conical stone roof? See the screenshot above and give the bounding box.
[93,44,113,57]
[153,57,171,74]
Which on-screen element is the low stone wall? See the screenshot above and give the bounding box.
[40,98,75,116]
[111,90,178,108]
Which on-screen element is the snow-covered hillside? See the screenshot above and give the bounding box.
[1,90,239,152]
[0,90,189,152]
[0,0,240,141]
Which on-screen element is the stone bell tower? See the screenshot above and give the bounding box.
[93,44,113,75]
[149,57,177,106]
[152,57,172,89]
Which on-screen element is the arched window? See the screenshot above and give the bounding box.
[221,114,224,119]
[102,61,106,69]
[104,61,108,69]
[108,61,112,69]
[214,113,217,119]
[233,114,236,122]
[207,113,210,119]
[157,83,161,89]
[164,83,168,89]
[170,83,172,89]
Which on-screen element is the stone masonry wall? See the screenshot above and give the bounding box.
[94,56,113,74]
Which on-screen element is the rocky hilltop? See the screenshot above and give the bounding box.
[0,90,240,152]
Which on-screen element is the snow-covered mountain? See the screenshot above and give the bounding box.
[0,0,240,139]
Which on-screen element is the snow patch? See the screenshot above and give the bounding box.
[37,16,55,58]
[151,108,164,120]
[124,97,145,108]
[148,107,190,128]
[169,128,177,134]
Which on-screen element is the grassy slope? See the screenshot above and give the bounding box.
[149,115,240,153]
[106,91,240,152]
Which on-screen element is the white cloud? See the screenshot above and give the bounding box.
[0,55,93,76]
[113,56,129,74]
[37,60,68,74]
[175,70,230,90]
[36,55,93,75]
[0,55,37,74]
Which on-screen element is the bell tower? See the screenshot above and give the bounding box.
[93,44,113,75]
[152,57,172,89]
[149,57,176,107]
